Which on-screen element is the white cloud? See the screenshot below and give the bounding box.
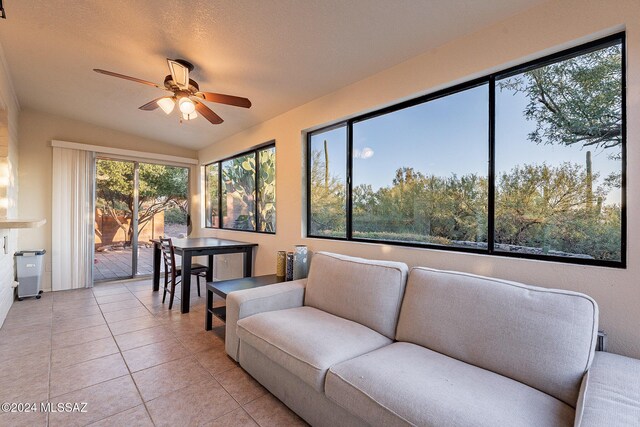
[354,147,374,159]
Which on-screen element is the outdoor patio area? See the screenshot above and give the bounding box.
[94,246,160,282]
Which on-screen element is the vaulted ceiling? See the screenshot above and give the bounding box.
[0,0,544,149]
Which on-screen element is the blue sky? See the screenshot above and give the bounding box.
[352,85,488,182]
[312,80,621,205]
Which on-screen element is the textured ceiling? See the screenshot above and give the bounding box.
[0,0,544,150]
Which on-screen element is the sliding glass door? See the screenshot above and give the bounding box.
[94,159,135,281]
[93,158,190,282]
[135,163,189,276]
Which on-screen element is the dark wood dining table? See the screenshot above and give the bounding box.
[151,237,258,313]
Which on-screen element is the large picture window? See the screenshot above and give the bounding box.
[307,33,625,267]
[205,142,276,233]
[352,84,488,247]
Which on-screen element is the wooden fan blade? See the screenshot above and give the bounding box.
[139,97,170,111]
[198,92,252,108]
[194,100,223,124]
[93,69,162,89]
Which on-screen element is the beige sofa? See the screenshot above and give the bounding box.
[226,252,640,426]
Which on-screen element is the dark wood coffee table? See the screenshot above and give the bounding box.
[205,274,285,330]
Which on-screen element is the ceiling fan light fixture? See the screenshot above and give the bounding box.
[157,97,175,114]
[182,111,198,121]
[179,97,196,114]
[94,58,250,126]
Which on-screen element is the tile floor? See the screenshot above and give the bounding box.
[0,279,307,427]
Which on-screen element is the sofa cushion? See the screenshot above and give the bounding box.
[396,267,598,407]
[236,306,391,392]
[304,252,408,339]
[326,342,575,427]
[576,351,640,426]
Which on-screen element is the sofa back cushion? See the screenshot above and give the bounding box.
[304,252,408,339]
[396,267,598,407]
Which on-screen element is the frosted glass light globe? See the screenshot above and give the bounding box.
[179,97,196,114]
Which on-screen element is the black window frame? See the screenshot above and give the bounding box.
[306,32,626,268]
[205,140,276,234]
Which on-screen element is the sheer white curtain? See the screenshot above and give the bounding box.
[52,147,95,290]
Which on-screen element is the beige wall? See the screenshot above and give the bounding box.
[0,42,19,326]
[198,0,640,358]
[18,108,197,291]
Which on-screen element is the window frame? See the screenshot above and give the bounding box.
[306,122,350,240]
[306,32,626,268]
[205,140,276,234]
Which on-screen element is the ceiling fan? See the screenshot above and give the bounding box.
[94,59,251,125]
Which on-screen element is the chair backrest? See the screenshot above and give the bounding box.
[159,238,177,280]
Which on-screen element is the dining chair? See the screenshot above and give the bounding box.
[159,237,209,309]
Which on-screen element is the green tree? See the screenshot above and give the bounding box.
[495,162,597,245]
[499,44,622,158]
[346,161,619,260]
[96,160,189,244]
[494,161,620,260]
[352,167,487,245]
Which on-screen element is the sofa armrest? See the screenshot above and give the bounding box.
[575,351,640,427]
[225,279,306,361]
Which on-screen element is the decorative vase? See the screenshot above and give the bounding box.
[276,251,286,277]
[285,252,294,281]
[293,245,308,280]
